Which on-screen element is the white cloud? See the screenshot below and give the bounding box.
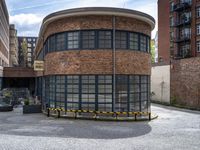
[10,13,43,26]
[76,0,129,7]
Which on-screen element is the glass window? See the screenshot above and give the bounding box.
[37,48,44,60]
[56,33,66,51]
[197,24,200,35]
[28,43,32,47]
[140,35,147,52]
[81,76,95,111]
[147,37,150,53]
[129,33,138,50]
[49,35,56,52]
[98,76,112,112]
[49,76,55,108]
[170,2,174,12]
[170,16,174,27]
[180,27,191,38]
[56,76,65,108]
[180,44,190,57]
[44,40,48,55]
[67,32,79,49]
[98,31,112,49]
[67,76,79,110]
[197,7,200,18]
[115,75,128,112]
[82,31,95,49]
[116,31,127,49]
[140,76,149,111]
[197,41,200,53]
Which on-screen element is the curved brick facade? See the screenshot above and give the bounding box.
[35,7,155,117]
[44,50,151,76]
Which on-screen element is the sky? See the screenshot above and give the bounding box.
[6,0,158,38]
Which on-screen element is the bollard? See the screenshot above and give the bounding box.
[75,111,77,119]
[135,113,137,121]
[116,113,118,120]
[58,110,60,118]
[47,108,50,117]
[149,113,151,121]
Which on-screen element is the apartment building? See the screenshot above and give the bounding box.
[18,37,37,67]
[9,24,18,67]
[0,0,9,88]
[158,0,199,63]
[0,0,9,67]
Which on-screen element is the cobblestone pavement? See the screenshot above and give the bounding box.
[0,104,199,150]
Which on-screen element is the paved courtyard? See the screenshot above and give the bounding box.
[0,104,199,150]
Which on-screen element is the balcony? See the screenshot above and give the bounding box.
[173,2,191,12]
[175,50,191,59]
[174,34,191,43]
[173,18,191,27]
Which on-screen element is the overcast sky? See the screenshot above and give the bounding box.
[6,0,157,38]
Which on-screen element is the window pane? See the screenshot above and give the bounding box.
[56,33,66,50]
[82,31,95,49]
[67,32,79,49]
[116,31,127,49]
[98,31,112,49]
[140,35,147,52]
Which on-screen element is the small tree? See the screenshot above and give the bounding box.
[151,39,156,63]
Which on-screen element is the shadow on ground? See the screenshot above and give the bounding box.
[0,108,152,139]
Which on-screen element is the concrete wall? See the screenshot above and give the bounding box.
[151,65,170,104]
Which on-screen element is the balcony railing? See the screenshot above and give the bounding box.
[173,18,192,27]
[173,2,191,12]
[175,50,191,59]
[173,34,191,43]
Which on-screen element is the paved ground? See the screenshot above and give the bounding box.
[0,104,199,150]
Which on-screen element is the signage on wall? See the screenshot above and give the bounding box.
[34,60,44,71]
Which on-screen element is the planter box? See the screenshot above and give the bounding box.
[0,105,13,112]
[23,105,42,114]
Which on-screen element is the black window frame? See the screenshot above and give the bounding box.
[67,31,79,49]
[115,31,128,49]
[81,30,96,49]
[98,30,112,49]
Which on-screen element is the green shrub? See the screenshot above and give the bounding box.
[24,99,29,105]
[4,91,12,98]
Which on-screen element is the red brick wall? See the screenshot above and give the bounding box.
[44,50,151,75]
[171,57,200,109]
[158,0,170,64]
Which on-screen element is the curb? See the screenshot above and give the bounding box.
[43,110,158,122]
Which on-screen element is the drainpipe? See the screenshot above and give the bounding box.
[112,16,116,112]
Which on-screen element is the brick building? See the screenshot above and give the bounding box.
[34,7,155,116]
[158,0,200,64]
[152,0,200,109]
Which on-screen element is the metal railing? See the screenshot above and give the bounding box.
[47,107,152,121]
[173,2,191,12]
